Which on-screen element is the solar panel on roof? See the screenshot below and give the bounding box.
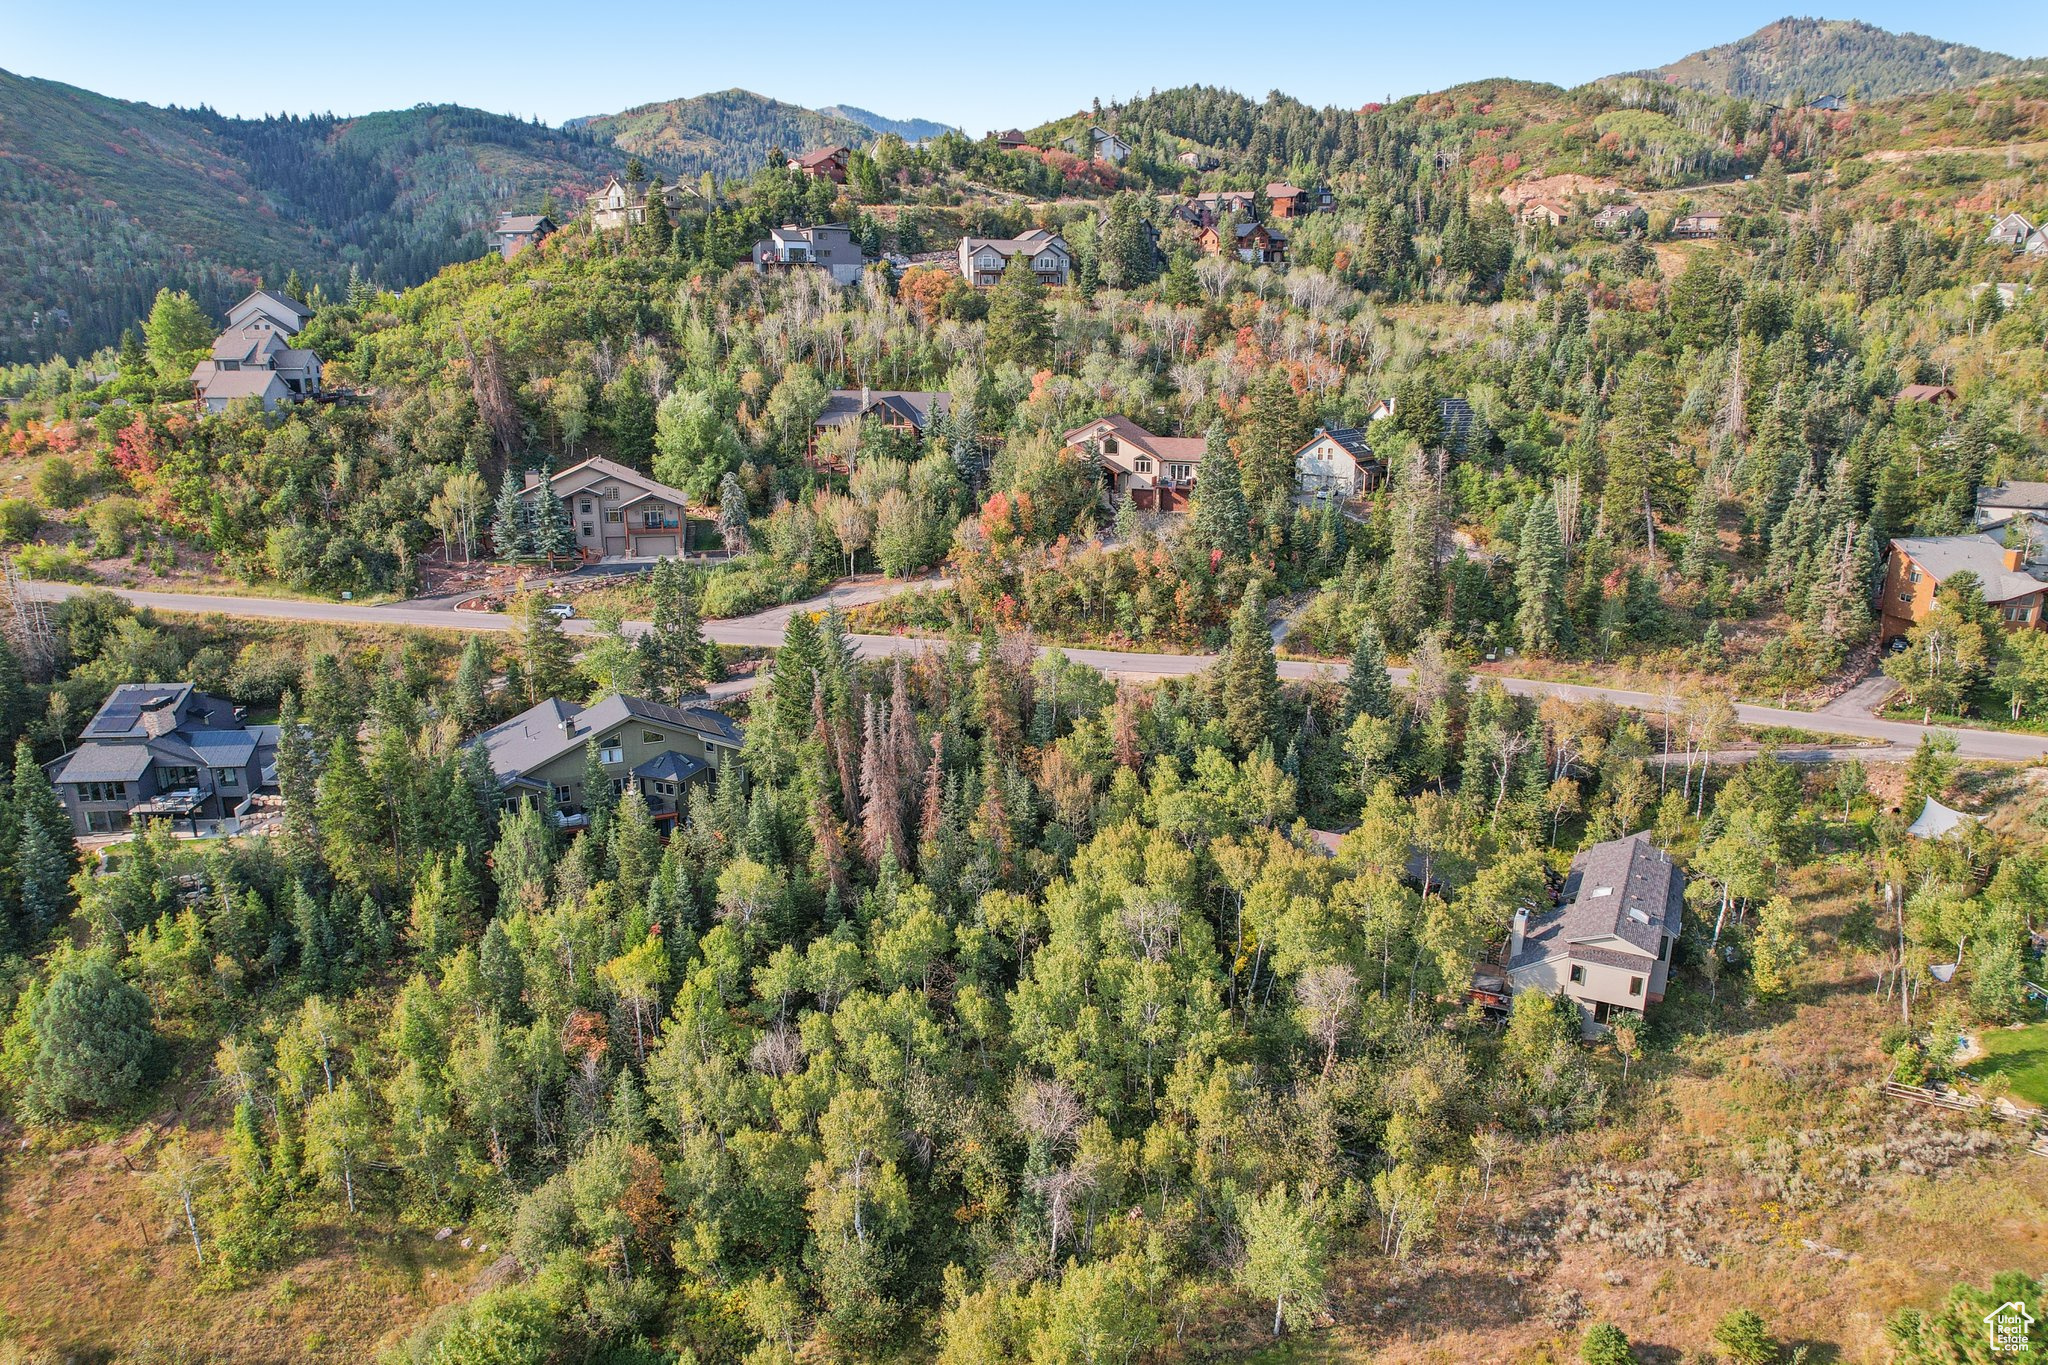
[98,704,141,728]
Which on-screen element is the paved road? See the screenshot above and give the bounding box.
[23,581,2048,763]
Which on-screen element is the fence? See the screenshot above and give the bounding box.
[1883,1080,2048,1155]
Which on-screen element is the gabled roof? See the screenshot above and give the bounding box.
[1979,481,2048,512]
[1898,383,1958,402]
[198,369,292,403]
[816,390,951,431]
[793,146,849,167]
[50,744,154,784]
[477,693,742,785]
[496,213,555,235]
[231,289,313,323]
[1512,832,1682,970]
[1062,415,1206,466]
[1295,426,1376,463]
[527,456,692,509]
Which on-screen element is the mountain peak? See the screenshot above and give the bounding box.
[1618,16,2044,102]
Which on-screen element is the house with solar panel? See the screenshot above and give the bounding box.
[46,684,278,836]
[1504,832,1684,1036]
[474,693,743,826]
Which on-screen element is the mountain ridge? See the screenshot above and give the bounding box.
[1613,16,2046,101]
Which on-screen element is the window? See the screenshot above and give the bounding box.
[581,500,594,514]
[643,731,665,744]
[78,781,128,803]
[1135,459,1152,473]
[1628,976,1644,998]
[216,768,239,789]
[158,765,199,789]
[1102,437,1119,455]
[655,781,676,797]
[605,510,623,524]
[602,486,620,501]
[598,743,623,765]
[1568,964,1586,985]
[582,524,595,538]
[86,810,127,834]
[551,784,572,804]
[2006,604,2035,623]
[1659,935,1671,962]
[1168,463,1192,482]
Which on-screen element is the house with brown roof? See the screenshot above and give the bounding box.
[1292,427,1382,500]
[1507,832,1683,1036]
[1881,532,2048,644]
[958,230,1071,287]
[1518,198,1571,227]
[524,457,693,560]
[1671,212,1724,239]
[991,129,1030,150]
[1198,220,1287,265]
[789,147,850,183]
[494,213,556,260]
[1896,383,1959,405]
[1264,182,1333,218]
[1063,415,1205,512]
[810,390,951,470]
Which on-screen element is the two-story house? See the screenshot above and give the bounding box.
[789,146,850,183]
[494,213,556,259]
[958,230,1071,288]
[477,693,743,824]
[1263,182,1334,219]
[1507,832,1683,1036]
[1292,427,1382,500]
[1881,533,2048,645]
[1063,415,1205,512]
[525,457,693,560]
[810,390,951,470]
[47,683,277,836]
[1989,211,2036,248]
[752,224,872,286]
[1197,220,1287,265]
[191,289,322,414]
[1066,126,1129,164]
[587,178,693,232]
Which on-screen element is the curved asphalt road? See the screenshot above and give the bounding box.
[21,580,2048,763]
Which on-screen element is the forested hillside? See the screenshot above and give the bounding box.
[0,72,644,363]
[1629,16,2045,102]
[572,90,874,182]
[821,105,956,143]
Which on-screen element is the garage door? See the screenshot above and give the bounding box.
[634,535,678,557]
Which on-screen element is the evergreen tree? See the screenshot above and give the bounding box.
[1342,623,1393,723]
[492,468,532,559]
[16,817,72,943]
[452,636,491,733]
[516,593,579,704]
[275,692,320,870]
[1513,494,1567,656]
[1223,585,1279,755]
[640,180,673,254]
[986,250,1050,366]
[1189,427,1250,563]
[717,472,752,553]
[530,469,574,561]
[1236,369,1305,507]
[637,558,705,703]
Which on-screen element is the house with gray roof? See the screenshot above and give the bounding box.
[1507,832,1683,1035]
[494,213,557,259]
[1292,427,1381,500]
[810,389,951,470]
[524,456,694,560]
[958,230,1071,288]
[1881,531,2048,644]
[475,693,743,825]
[45,683,277,836]
[193,289,321,414]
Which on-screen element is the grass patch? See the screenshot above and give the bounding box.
[1969,1021,2048,1107]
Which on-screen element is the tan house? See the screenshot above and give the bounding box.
[958,230,1071,287]
[1063,415,1204,512]
[587,178,693,232]
[1292,427,1382,499]
[1507,832,1683,1036]
[525,456,692,560]
[476,693,743,825]
[1881,533,2048,644]
[1671,212,1724,239]
[1518,198,1571,227]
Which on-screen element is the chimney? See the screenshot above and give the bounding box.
[1509,907,1529,962]
[2005,545,2026,572]
[559,717,575,738]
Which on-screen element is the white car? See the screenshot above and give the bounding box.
[545,602,575,620]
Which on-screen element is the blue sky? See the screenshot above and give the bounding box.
[7,2,2047,133]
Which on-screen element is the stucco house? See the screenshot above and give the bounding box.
[46,683,277,836]
[476,693,743,824]
[524,457,693,560]
[958,230,1071,288]
[1063,415,1204,512]
[1292,427,1382,499]
[1507,832,1683,1035]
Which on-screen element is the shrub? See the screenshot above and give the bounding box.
[32,456,86,509]
[11,544,93,582]
[88,495,145,556]
[11,952,161,1119]
[0,498,41,544]
[1581,1321,1635,1365]
[1712,1308,1781,1365]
